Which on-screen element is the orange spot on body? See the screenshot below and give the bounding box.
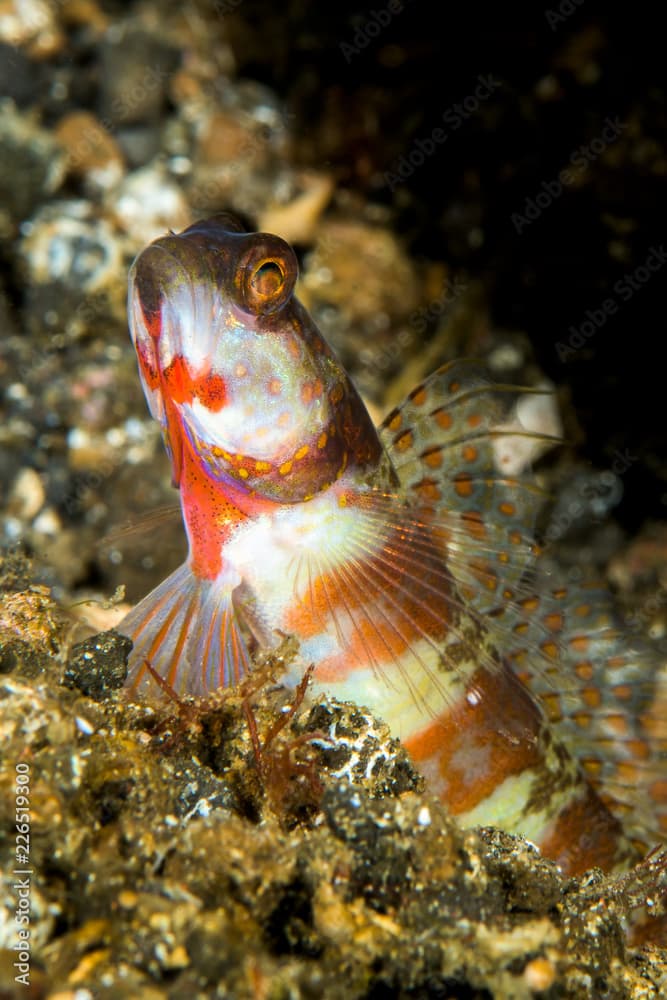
[286,335,301,358]
[612,684,633,701]
[605,714,630,736]
[424,449,443,469]
[582,687,602,708]
[582,758,602,778]
[462,444,478,463]
[617,762,642,784]
[650,780,667,803]
[541,693,563,721]
[387,411,402,432]
[499,501,516,517]
[627,738,650,760]
[417,478,441,502]
[461,511,486,540]
[196,372,227,411]
[467,413,482,428]
[575,661,594,681]
[435,409,452,430]
[454,474,473,498]
[396,431,413,452]
[411,386,427,406]
[317,431,328,449]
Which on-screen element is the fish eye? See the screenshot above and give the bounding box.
[251,259,286,299]
[238,236,298,315]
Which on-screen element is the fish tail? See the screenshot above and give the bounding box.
[117,562,251,698]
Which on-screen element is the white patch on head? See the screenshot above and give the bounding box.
[159,281,218,373]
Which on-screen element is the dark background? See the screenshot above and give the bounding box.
[224,2,666,531]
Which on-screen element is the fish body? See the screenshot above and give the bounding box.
[120,214,666,876]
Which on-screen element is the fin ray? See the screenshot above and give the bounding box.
[118,562,251,698]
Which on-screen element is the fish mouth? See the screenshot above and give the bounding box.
[182,410,344,504]
[183,416,314,490]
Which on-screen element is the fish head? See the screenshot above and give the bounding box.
[129,214,381,500]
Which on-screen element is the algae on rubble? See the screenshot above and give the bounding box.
[1,550,667,999]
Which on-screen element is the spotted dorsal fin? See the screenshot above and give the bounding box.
[380,359,560,616]
[379,359,666,851]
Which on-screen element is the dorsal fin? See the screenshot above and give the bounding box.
[380,359,560,615]
[378,358,666,851]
